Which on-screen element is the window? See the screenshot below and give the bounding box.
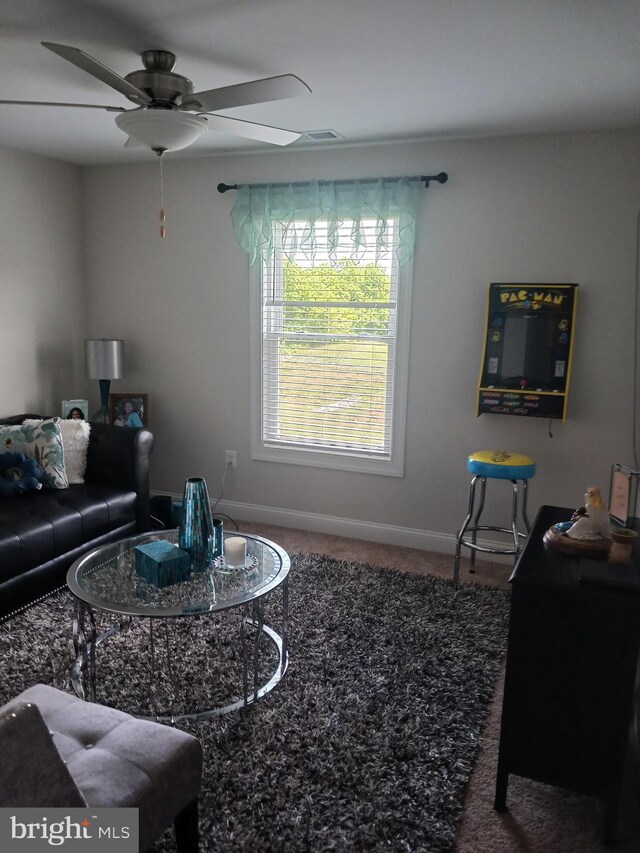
[230,177,422,476]
[250,217,414,475]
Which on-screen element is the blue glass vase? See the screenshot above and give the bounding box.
[178,477,214,571]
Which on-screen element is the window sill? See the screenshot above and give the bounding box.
[251,444,404,477]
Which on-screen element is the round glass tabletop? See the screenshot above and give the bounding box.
[66,529,290,618]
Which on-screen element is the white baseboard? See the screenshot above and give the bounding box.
[151,491,513,564]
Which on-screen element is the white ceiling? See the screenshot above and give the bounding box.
[1,0,639,166]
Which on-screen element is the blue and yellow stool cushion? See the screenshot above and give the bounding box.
[467,450,536,481]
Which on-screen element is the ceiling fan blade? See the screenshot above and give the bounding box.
[42,42,153,106]
[203,113,301,146]
[181,74,311,113]
[0,98,125,112]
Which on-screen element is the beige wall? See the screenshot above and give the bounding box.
[45,128,640,546]
[0,147,86,416]
[7,131,639,549]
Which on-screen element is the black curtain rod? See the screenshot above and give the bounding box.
[216,172,448,193]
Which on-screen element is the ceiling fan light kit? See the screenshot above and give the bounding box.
[115,110,208,154]
[1,42,311,156]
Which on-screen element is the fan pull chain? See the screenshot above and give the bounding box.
[159,155,166,239]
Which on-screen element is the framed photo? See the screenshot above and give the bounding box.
[62,399,89,421]
[609,463,640,527]
[109,393,148,429]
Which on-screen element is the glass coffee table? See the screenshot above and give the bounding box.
[66,529,290,722]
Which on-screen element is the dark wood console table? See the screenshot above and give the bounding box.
[494,504,640,847]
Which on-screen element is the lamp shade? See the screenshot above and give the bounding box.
[85,339,124,379]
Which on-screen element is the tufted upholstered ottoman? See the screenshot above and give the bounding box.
[0,684,203,852]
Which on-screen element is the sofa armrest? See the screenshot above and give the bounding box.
[85,424,154,532]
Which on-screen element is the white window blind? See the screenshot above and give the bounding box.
[252,218,411,474]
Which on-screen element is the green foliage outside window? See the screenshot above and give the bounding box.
[271,259,394,449]
[282,259,392,339]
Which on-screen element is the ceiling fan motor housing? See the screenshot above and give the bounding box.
[125,69,194,107]
[125,51,194,107]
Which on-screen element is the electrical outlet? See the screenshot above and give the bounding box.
[225,450,237,469]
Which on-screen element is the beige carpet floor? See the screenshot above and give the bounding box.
[240,520,640,853]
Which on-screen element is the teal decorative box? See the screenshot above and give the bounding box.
[134,541,191,588]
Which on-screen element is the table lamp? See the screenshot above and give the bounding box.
[85,339,124,423]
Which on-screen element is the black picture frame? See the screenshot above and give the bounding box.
[109,393,148,429]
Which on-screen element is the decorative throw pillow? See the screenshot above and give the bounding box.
[0,419,68,489]
[23,418,90,485]
[0,451,44,495]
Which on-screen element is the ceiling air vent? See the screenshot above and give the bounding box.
[302,129,344,141]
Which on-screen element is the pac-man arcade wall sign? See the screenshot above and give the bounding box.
[477,283,578,419]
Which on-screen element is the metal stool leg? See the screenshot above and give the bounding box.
[454,476,479,587]
[510,480,520,557]
[521,478,531,532]
[455,472,533,585]
[469,477,487,574]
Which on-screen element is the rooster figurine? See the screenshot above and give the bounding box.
[554,487,611,540]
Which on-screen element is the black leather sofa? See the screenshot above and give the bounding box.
[0,414,154,618]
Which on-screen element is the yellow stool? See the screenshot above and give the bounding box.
[453,451,536,586]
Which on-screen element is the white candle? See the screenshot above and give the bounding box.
[225,536,246,566]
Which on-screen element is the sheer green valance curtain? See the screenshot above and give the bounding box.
[229,177,422,266]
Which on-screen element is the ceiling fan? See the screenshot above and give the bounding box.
[0,42,311,154]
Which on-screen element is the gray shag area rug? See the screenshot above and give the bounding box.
[0,554,510,852]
